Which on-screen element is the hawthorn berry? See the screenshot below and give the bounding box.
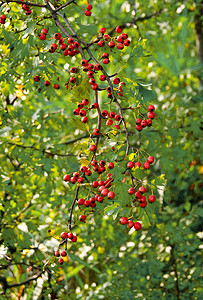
[144,161,151,169]
[148,112,155,119]
[0,15,6,24]
[117,43,124,50]
[77,103,83,109]
[93,128,100,136]
[89,144,97,152]
[140,201,147,208]
[97,196,104,203]
[98,40,105,47]
[108,41,115,48]
[136,124,143,131]
[73,41,79,48]
[107,191,115,199]
[82,98,89,106]
[115,114,121,121]
[134,222,141,231]
[94,63,102,71]
[70,77,76,84]
[148,105,155,112]
[61,232,68,239]
[85,10,91,16]
[44,80,50,86]
[60,250,67,257]
[87,4,92,10]
[148,195,156,203]
[147,119,152,126]
[135,161,141,168]
[79,110,86,117]
[91,83,99,90]
[92,181,99,188]
[124,39,131,46]
[68,37,74,44]
[120,217,128,225]
[139,186,146,194]
[58,258,64,264]
[39,33,46,40]
[113,77,120,84]
[91,160,98,167]
[127,220,134,229]
[99,160,106,167]
[107,162,114,169]
[89,78,96,85]
[103,58,110,64]
[101,188,109,197]
[139,195,146,203]
[77,198,84,205]
[70,67,77,73]
[70,177,77,184]
[84,200,90,207]
[79,215,86,222]
[128,187,136,195]
[127,161,135,169]
[54,84,60,89]
[148,156,154,164]
[117,35,124,42]
[114,124,120,130]
[100,27,106,34]
[81,59,88,66]
[85,170,92,176]
[54,251,60,257]
[99,75,106,81]
[68,232,73,239]
[141,120,147,127]
[34,75,40,82]
[135,191,142,199]
[63,174,70,181]
[106,119,113,126]
[121,33,128,39]
[72,235,77,242]
[73,108,80,115]
[54,33,61,40]
[116,26,123,33]
[60,43,67,50]
[109,111,115,118]
[41,28,48,35]
[101,110,108,117]
[103,34,111,40]
[78,177,84,184]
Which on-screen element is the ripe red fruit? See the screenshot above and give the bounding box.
[73,41,79,48]
[85,10,91,16]
[98,180,104,186]
[148,195,156,203]
[140,201,147,208]
[60,43,67,50]
[41,28,48,35]
[67,37,74,44]
[89,78,95,84]
[91,83,98,90]
[139,195,146,203]
[89,144,97,152]
[77,198,84,205]
[113,77,120,84]
[135,191,142,199]
[98,40,105,47]
[102,53,109,58]
[91,160,98,167]
[61,232,68,239]
[60,250,67,257]
[63,174,70,181]
[97,196,104,203]
[78,177,84,184]
[72,235,77,242]
[99,160,106,167]
[90,197,95,203]
[81,59,88,66]
[116,26,123,33]
[136,124,143,131]
[141,120,147,127]
[139,186,146,194]
[148,156,155,164]
[87,4,92,10]
[114,124,120,130]
[124,39,131,46]
[99,75,106,81]
[34,75,40,82]
[107,191,115,199]
[127,161,135,169]
[54,33,61,40]
[39,33,46,40]
[101,110,108,117]
[144,161,151,169]
[107,93,113,99]
[103,34,110,40]
[148,112,155,119]
[70,67,77,73]
[77,103,83,109]
[106,119,113,126]
[94,63,102,71]
[87,70,94,78]
[121,33,128,39]
[85,169,92,176]
[108,41,115,48]
[93,181,99,188]
[115,115,121,121]
[127,220,134,229]
[117,43,124,50]
[148,105,155,112]
[68,232,73,239]
[0,15,6,24]
[79,110,86,117]
[134,222,141,231]
[109,111,115,119]
[70,177,77,184]
[103,58,109,64]
[135,161,141,168]
[101,188,109,197]
[117,35,124,43]
[79,215,86,222]
[119,217,128,225]
[93,128,100,136]
[128,187,136,195]
[54,84,60,89]
[73,172,80,178]
[44,80,50,86]
[73,108,80,115]
[84,200,90,207]
[70,77,76,84]
[135,118,141,125]
[100,27,106,34]
[90,202,96,208]
[82,98,89,106]
[107,162,114,169]
[91,102,98,109]
[58,258,64,265]
[63,49,69,56]
[99,185,105,192]
[147,119,152,127]
[54,251,60,257]
[51,43,57,50]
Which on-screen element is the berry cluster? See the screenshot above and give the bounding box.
[119,217,142,231]
[0,14,6,24]
[127,155,155,170]
[21,1,32,15]
[135,105,156,132]
[54,232,77,265]
[98,26,131,50]
[85,4,93,16]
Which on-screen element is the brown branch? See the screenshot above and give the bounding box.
[54,0,75,13]
[2,0,46,7]
[68,185,80,231]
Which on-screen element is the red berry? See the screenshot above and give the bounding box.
[127,220,134,229]
[70,77,76,84]
[85,10,91,16]
[134,161,141,168]
[139,186,146,194]
[139,195,146,203]
[81,59,88,66]
[148,105,155,112]
[144,161,150,169]
[120,217,128,225]
[114,124,120,130]
[101,110,108,117]
[148,195,156,203]
[97,196,104,203]
[91,160,98,167]
[141,120,147,127]
[72,235,77,242]
[93,181,99,188]
[136,124,143,131]
[101,188,109,197]
[109,111,115,119]
[51,43,57,50]
[103,34,110,40]
[73,108,80,115]
[128,187,135,195]
[54,251,60,257]
[70,177,77,184]
[108,41,115,48]
[79,110,86,117]
[84,200,90,207]
[68,232,73,239]
[39,33,46,40]
[98,180,104,186]
[54,33,61,40]
[115,115,121,121]
[106,119,113,126]
[98,40,105,47]
[93,128,100,136]
[67,37,74,44]
[116,26,123,33]
[61,232,68,239]
[87,70,94,78]
[91,83,98,90]
[147,119,152,127]
[60,250,67,257]
[99,160,106,167]
[73,41,79,48]
[134,222,141,230]
[82,98,89,106]
[135,191,142,199]
[91,102,98,109]
[77,103,83,109]
[99,75,106,81]
[89,144,97,152]
[124,39,131,46]
[117,35,124,43]
[127,161,135,169]
[79,215,86,222]
[86,4,92,10]
[148,156,154,164]
[107,191,115,199]
[85,170,92,176]
[135,118,141,124]
[78,177,84,184]
[107,162,114,169]
[100,27,106,34]
[103,58,109,64]
[77,198,84,205]
[58,258,64,264]
[34,75,40,82]
[117,43,124,50]
[121,33,128,39]
[113,77,120,85]
[41,28,48,35]
[60,43,67,50]
[140,201,147,208]
[89,78,95,85]
[94,63,102,71]
[148,112,155,119]
[70,67,77,73]
[44,80,50,86]
[54,84,60,89]
[63,174,70,181]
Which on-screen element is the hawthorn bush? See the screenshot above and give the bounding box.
[0,1,202,299]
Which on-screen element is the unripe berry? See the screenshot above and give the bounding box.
[89,144,97,152]
[79,215,86,222]
[61,232,68,239]
[61,250,67,257]
[148,195,156,203]
[144,161,150,169]
[100,27,106,34]
[63,174,70,181]
[134,222,141,231]
[93,128,100,136]
[135,161,141,168]
[113,77,120,84]
[127,161,135,169]
[120,217,128,225]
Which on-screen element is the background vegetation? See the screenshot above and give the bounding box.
[0,0,202,299]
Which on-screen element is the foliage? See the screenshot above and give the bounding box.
[0,0,202,299]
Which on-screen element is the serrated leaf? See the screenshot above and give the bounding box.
[72,117,87,131]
